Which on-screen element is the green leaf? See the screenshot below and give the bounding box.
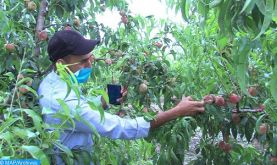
[255,114,266,132]
[217,36,228,50]
[87,100,104,122]
[272,131,277,156]
[41,107,53,115]
[231,124,238,139]
[0,118,20,134]
[3,72,15,80]
[0,132,13,143]
[55,5,65,18]
[21,68,37,74]
[19,85,38,97]
[53,141,73,157]
[13,127,37,139]
[170,148,181,164]
[209,0,222,8]
[180,0,191,22]
[79,150,91,165]
[21,146,50,165]
[0,10,9,32]
[234,38,251,95]
[254,0,273,39]
[255,0,266,15]
[16,77,32,85]
[240,0,256,14]
[21,109,42,131]
[270,66,277,103]
[95,89,109,105]
[56,99,71,116]
[245,119,254,142]
[79,117,100,139]
[218,1,228,34]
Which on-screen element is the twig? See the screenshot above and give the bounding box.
[232,108,264,113]
[95,58,107,61]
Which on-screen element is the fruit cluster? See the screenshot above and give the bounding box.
[203,93,241,106]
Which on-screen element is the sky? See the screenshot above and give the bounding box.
[96,0,184,30]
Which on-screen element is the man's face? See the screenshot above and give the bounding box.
[57,53,94,73]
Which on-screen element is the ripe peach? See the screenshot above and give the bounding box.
[248,87,257,97]
[203,95,215,104]
[38,31,48,41]
[229,93,240,104]
[5,43,15,52]
[270,156,277,163]
[232,113,240,124]
[223,143,232,153]
[259,123,267,134]
[258,104,265,111]
[215,96,225,106]
[218,140,225,149]
[105,59,112,65]
[121,16,128,24]
[155,42,163,48]
[18,87,28,94]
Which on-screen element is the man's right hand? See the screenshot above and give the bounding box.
[150,96,205,129]
[174,96,205,117]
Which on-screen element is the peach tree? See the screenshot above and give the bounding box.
[0,0,277,164]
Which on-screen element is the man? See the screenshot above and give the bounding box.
[38,30,205,164]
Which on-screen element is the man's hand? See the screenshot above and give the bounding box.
[116,86,128,104]
[150,96,204,129]
[173,96,204,116]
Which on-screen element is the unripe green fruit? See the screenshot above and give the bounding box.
[119,10,126,16]
[139,83,148,94]
[74,18,80,27]
[27,1,37,11]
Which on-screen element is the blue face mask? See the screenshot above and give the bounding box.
[73,68,92,83]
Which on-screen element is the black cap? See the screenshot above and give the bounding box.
[47,30,100,62]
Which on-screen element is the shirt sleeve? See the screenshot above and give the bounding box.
[64,98,150,140]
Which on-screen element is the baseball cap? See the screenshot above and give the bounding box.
[47,30,100,62]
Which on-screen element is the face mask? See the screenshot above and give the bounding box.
[73,67,92,83]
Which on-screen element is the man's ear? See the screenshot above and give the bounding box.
[56,59,66,64]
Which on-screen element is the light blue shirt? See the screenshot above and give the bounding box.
[38,71,150,152]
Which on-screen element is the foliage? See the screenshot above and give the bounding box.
[0,0,277,164]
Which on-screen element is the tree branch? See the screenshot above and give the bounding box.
[34,0,48,57]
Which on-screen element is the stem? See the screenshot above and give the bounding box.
[8,51,27,118]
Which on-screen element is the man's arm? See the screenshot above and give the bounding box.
[150,97,204,129]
